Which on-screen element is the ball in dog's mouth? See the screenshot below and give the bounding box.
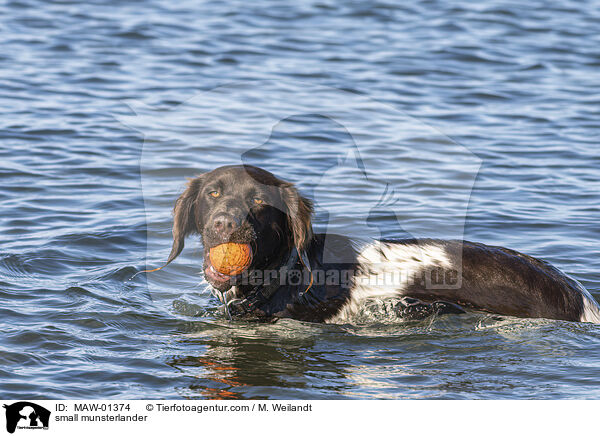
[205,242,253,283]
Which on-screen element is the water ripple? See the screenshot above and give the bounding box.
[1,0,599,399]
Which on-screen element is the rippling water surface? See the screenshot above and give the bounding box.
[2,0,600,399]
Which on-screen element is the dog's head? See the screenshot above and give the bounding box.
[166,165,313,291]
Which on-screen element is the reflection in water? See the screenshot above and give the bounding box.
[164,312,600,399]
[168,320,353,399]
[170,355,246,400]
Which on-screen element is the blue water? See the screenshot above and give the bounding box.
[2,0,600,399]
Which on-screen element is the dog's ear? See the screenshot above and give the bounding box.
[280,183,314,252]
[166,175,205,265]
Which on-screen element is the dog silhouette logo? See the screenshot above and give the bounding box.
[3,402,50,434]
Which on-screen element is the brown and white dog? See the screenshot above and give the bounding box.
[162,164,600,324]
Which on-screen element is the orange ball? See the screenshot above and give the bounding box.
[209,243,253,275]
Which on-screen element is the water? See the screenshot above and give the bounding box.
[1,0,600,399]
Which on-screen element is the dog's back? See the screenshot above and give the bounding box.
[329,238,600,323]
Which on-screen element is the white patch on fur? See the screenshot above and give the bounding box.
[564,278,600,324]
[581,297,600,324]
[326,241,451,323]
[579,291,600,324]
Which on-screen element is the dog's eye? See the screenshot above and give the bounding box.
[253,197,264,205]
[209,191,221,198]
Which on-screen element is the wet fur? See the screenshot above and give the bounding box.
[166,165,600,324]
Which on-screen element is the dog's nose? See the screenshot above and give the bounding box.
[211,213,239,237]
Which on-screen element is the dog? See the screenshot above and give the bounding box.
[161,164,600,324]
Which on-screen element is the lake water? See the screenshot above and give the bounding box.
[1,0,600,399]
